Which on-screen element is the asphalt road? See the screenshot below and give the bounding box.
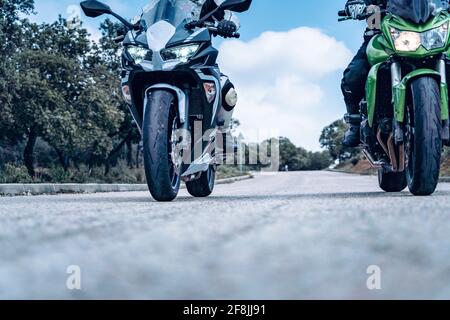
[1,171,450,299]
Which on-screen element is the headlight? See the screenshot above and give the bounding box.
[126,46,152,64]
[390,23,449,52]
[161,44,200,63]
[422,23,448,50]
[390,28,421,52]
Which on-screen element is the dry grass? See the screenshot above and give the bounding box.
[336,148,450,177]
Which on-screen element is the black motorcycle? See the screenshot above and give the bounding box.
[80,0,250,201]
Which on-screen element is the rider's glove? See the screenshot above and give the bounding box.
[346,0,368,19]
[217,20,237,38]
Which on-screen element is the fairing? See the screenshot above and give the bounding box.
[141,0,199,30]
[139,0,201,51]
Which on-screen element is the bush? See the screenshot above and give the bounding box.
[48,166,72,183]
[0,164,33,183]
[216,165,248,179]
[34,139,58,168]
[103,160,145,184]
[0,143,24,165]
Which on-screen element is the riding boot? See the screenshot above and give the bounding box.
[342,113,361,148]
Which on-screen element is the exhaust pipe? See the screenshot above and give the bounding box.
[377,128,389,156]
[387,133,398,172]
[376,128,404,173]
[361,149,384,169]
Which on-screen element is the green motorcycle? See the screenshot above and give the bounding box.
[339,0,450,195]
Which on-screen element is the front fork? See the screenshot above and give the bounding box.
[389,57,450,170]
[391,57,449,143]
[390,62,404,145]
[438,57,450,143]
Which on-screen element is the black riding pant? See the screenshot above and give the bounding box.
[341,37,372,119]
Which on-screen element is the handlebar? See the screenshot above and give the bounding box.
[207,26,241,39]
[338,8,386,22]
[185,21,240,39]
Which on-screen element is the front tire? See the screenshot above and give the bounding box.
[378,170,407,192]
[142,90,181,202]
[406,77,442,196]
[186,166,216,198]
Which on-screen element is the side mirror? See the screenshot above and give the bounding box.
[80,0,112,18]
[219,0,252,13]
[80,0,135,29]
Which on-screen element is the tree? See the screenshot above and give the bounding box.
[275,137,332,171]
[9,18,124,175]
[0,0,35,146]
[95,19,140,172]
[307,150,332,170]
[319,119,359,163]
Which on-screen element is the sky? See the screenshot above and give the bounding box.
[30,0,368,151]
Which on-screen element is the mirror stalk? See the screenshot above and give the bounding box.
[195,6,220,27]
[111,12,134,30]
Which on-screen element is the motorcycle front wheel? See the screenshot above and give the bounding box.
[405,76,442,196]
[142,90,181,202]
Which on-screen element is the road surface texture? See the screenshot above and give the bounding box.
[1,171,450,299]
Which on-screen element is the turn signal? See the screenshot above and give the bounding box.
[203,83,216,103]
[122,85,132,104]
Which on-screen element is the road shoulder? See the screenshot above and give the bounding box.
[0,174,254,197]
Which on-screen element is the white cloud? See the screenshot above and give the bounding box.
[219,27,352,151]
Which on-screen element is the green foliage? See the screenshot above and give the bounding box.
[47,166,72,182]
[46,162,146,184]
[0,2,131,176]
[277,137,332,171]
[0,0,35,142]
[14,18,124,159]
[216,165,248,179]
[0,164,33,183]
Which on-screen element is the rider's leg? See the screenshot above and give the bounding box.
[341,38,371,147]
[217,74,238,158]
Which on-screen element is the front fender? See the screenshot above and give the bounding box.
[366,62,384,127]
[144,84,187,124]
[392,69,447,123]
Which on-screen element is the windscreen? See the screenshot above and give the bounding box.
[141,0,200,30]
[387,0,449,23]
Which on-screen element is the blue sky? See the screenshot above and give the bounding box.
[30,1,369,150]
[32,1,366,49]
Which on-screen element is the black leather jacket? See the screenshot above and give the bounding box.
[346,0,388,37]
[365,0,387,5]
